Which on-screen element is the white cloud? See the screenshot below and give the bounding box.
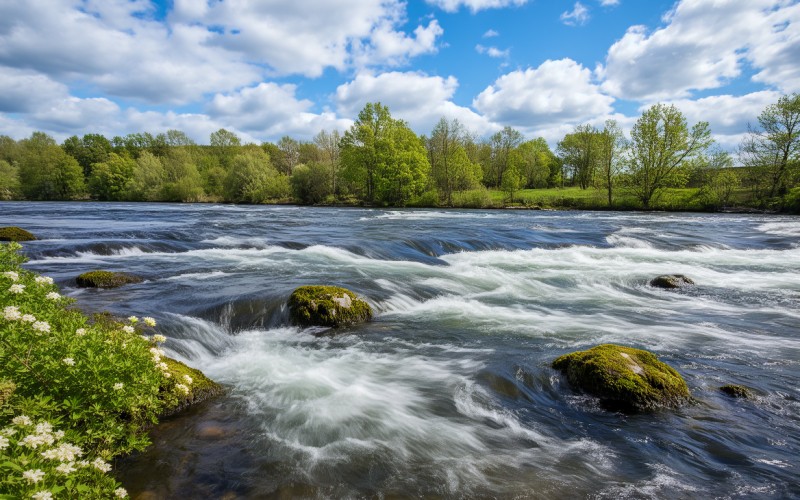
[602,0,800,101]
[426,0,528,13]
[336,71,498,135]
[208,83,352,139]
[561,2,590,26]
[475,45,510,58]
[352,19,443,68]
[483,29,500,38]
[0,67,67,113]
[600,0,620,6]
[473,59,615,132]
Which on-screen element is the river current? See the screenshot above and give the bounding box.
[2,202,799,498]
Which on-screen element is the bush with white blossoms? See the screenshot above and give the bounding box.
[0,242,200,498]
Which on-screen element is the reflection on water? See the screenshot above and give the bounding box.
[3,202,799,498]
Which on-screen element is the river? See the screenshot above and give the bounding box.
[3,202,799,498]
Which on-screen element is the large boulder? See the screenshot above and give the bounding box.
[288,285,372,328]
[649,274,695,289]
[76,270,143,288]
[0,227,36,241]
[553,344,690,412]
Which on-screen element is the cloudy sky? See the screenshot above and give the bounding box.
[0,0,798,148]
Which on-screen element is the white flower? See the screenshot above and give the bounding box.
[2,271,19,281]
[113,382,124,390]
[0,435,9,450]
[35,422,52,435]
[75,328,86,336]
[55,462,76,475]
[45,292,61,301]
[32,321,51,333]
[157,362,169,371]
[41,442,82,462]
[77,460,89,468]
[35,276,54,285]
[9,284,25,294]
[3,305,21,321]
[140,335,149,341]
[1,427,17,436]
[122,325,135,334]
[175,384,190,395]
[13,415,32,426]
[164,372,171,378]
[114,487,128,498]
[22,469,45,483]
[21,314,36,323]
[152,334,167,344]
[143,316,156,327]
[31,491,53,500]
[62,358,75,366]
[91,457,112,472]
[183,374,193,385]
[53,430,64,440]
[128,316,138,323]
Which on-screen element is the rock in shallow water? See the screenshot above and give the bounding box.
[553,344,690,413]
[76,270,143,288]
[0,226,36,241]
[649,274,695,289]
[720,384,751,399]
[288,285,372,328]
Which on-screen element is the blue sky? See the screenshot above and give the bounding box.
[0,0,798,149]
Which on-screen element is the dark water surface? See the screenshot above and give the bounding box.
[2,202,799,499]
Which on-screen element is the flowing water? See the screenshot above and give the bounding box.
[3,202,800,499]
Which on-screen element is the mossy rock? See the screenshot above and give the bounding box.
[0,226,36,241]
[288,285,372,328]
[650,274,695,289]
[720,384,751,399]
[160,357,224,417]
[553,344,690,413]
[76,270,143,288]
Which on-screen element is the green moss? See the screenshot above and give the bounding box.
[720,384,751,399]
[160,357,223,417]
[650,274,695,289]
[76,270,143,288]
[288,285,372,328]
[0,226,36,241]
[553,344,690,413]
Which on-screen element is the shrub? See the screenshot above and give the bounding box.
[0,242,207,498]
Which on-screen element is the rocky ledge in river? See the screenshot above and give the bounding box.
[288,285,372,328]
[649,274,695,289]
[0,226,37,241]
[76,270,143,288]
[553,344,691,413]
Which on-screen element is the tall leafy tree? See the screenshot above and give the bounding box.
[517,138,554,189]
[314,129,342,199]
[210,128,242,169]
[558,124,599,189]
[486,127,523,187]
[127,151,165,201]
[627,104,712,208]
[340,102,395,203]
[427,117,481,205]
[596,120,626,207]
[739,92,800,199]
[62,133,112,177]
[88,153,136,201]
[0,160,20,200]
[18,132,85,200]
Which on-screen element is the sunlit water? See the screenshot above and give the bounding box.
[3,202,799,498]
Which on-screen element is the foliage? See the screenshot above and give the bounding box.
[18,133,86,201]
[0,160,21,200]
[627,104,713,208]
[87,154,136,201]
[557,124,599,190]
[290,163,331,204]
[0,243,215,498]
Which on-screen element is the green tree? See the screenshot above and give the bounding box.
[739,93,800,200]
[224,148,288,203]
[596,120,626,207]
[161,148,204,202]
[486,126,523,188]
[314,129,342,199]
[18,132,86,200]
[427,118,481,205]
[516,138,554,189]
[62,133,112,177]
[340,102,395,203]
[88,153,136,200]
[290,162,331,204]
[0,159,21,199]
[627,103,713,208]
[210,128,242,169]
[501,165,522,202]
[376,123,430,205]
[127,151,165,201]
[558,124,599,189]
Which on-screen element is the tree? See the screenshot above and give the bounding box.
[290,163,331,204]
[501,165,522,202]
[274,136,301,175]
[161,147,204,202]
[739,93,800,199]
[517,138,554,189]
[18,132,85,200]
[558,124,598,189]
[314,129,342,199]
[340,102,395,203]
[62,134,112,177]
[627,103,713,208]
[0,159,20,199]
[427,117,481,205]
[127,152,165,201]
[88,153,136,200]
[486,127,523,187]
[209,128,241,169]
[224,148,288,203]
[596,120,626,207]
[165,129,195,147]
[376,123,430,205]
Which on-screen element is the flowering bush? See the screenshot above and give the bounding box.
[0,242,205,498]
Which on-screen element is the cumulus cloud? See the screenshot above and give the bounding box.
[0,67,67,113]
[600,0,620,6]
[426,0,528,13]
[483,29,500,38]
[602,0,800,101]
[336,71,498,135]
[473,59,615,132]
[475,45,510,58]
[561,2,590,26]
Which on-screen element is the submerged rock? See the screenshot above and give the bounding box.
[160,357,223,417]
[288,285,372,328]
[650,274,695,289]
[553,344,690,413]
[0,226,36,241]
[720,384,751,399]
[76,270,143,288]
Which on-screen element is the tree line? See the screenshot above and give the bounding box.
[0,94,798,211]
